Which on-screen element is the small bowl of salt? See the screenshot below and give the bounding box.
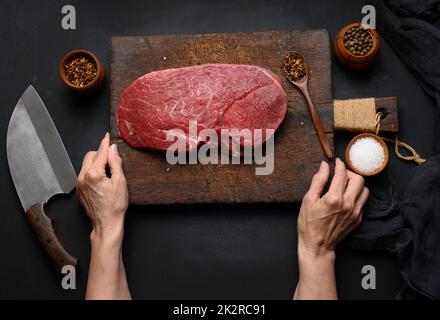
[345,133,389,176]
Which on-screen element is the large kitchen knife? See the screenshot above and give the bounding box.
[7,85,78,272]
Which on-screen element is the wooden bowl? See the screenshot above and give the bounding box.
[334,22,380,70]
[345,133,389,176]
[59,49,105,93]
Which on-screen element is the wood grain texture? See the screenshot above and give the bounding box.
[293,76,334,159]
[26,203,78,272]
[110,30,334,205]
[374,97,399,133]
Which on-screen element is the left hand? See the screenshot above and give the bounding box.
[293,159,369,300]
[297,159,368,257]
[76,133,128,242]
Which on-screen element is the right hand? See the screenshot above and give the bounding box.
[297,158,369,257]
[76,133,128,242]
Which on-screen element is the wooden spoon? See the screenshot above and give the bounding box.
[283,51,334,160]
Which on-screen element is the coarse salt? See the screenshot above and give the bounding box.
[349,137,385,174]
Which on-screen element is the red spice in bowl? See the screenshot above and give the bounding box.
[59,49,105,93]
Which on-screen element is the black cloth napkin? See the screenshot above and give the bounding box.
[346,0,440,299]
[347,156,440,299]
[374,0,440,152]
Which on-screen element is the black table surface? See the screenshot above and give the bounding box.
[0,0,436,299]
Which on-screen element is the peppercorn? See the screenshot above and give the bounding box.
[283,52,305,82]
[343,26,373,56]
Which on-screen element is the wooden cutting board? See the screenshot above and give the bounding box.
[110,29,334,205]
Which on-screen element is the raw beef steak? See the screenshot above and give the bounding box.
[117,64,288,151]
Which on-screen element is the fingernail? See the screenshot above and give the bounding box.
[111,144,118,154]
[320,161,326,169]
[105,132,109,139]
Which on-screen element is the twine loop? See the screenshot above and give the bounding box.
[375,112,426,165]
[334,98,426,165]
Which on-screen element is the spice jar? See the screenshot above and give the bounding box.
[334,23,380,70]
[59,49,105,93]
[345,133,389,176]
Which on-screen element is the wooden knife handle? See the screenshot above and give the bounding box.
[26,202,78,273]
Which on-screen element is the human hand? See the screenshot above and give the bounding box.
[294,158,369,300]
[76,133,128,243]
[297,158,369,257]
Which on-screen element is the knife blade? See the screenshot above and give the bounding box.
[6,85,78,272]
